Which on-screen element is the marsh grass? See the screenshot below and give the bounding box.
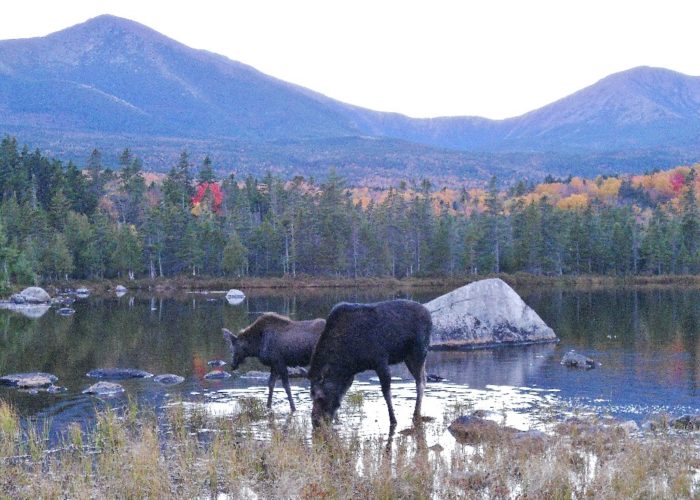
[0,399,698,498]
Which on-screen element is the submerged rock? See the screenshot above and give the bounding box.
[0,372,58,388]
[56,307,75,316]
[670,414,700,431]
[153,374,185,385]
[207,359,227,367]
[82,381,125,396]
[427,373,446,382]
[204,370,231,380]
[561,350,597,369]
[425,278,557,349]
[448,414,517,444]
[86,368,153,380]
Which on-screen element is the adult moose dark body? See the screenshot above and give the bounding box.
[223,313,326,412]
[309,299,432,428]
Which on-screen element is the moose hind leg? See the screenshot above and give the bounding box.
[375,362,397,426]
[267,372,278,408]
[405,356,427,419]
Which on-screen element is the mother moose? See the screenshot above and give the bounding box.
[309,299,432,428]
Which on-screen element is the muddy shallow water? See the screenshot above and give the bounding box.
[0,285,699,442]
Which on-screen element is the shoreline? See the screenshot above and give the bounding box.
[30,273,700,296]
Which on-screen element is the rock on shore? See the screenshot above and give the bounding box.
[425,278,557,349]
[0,372,58,388]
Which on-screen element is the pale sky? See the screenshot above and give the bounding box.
[2,0,700,119]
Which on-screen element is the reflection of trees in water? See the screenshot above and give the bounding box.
[426,344,556,388]
[525,287,700,394]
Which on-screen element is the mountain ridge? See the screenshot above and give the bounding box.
[1,14,699,182]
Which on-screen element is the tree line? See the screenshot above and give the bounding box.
[1,135,700,289]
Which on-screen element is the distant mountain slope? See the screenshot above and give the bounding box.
[1,14,700,181]
[0,15,359,139]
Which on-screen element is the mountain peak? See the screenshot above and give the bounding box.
[601,66,698,87]
[45,13,173,47]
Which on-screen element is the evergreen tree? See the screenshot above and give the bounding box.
[198,155,216,183]
[680,169,700,272]
[222,231,248,277]
[163,151,194,209]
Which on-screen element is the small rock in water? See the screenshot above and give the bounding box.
[204,370,231,380]
[10,293,26,304]
[427,373,446,382]
[670,414,700,431]
[240,371,268,380]
[0,372,58,388]
[82,381,125,396]
[46,384,67,394]
[59,296,76,306]
[86,368,153,380]
[207,359,227,367]
[75,288,90,298]
[561,350,597,369]
[153,374,185,385]
[225,289,246,305]
[56,307,75,316]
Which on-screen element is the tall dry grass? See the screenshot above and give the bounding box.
[0,398,698,498]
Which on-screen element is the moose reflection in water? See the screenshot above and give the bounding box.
[309,299,432,428]
[223,312,325,411]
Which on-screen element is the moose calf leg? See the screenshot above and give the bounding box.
[267,372,278,408]
[280,370,296,412]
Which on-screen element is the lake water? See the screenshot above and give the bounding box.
[0,285,699,441]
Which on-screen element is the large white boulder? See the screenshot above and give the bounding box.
[19,287,51,304]
[424,278,557,349]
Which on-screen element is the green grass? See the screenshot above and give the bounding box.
[0,399,698,498]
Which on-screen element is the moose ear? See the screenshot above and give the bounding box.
[222,328,237,345]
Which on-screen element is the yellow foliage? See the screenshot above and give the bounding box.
[557,193,589,210]
[597,177,622,201]
[569,177,587,193]
[534,182,567,200]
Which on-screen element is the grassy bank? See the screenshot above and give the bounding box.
[33,273,700,298]
[0,400,697,498]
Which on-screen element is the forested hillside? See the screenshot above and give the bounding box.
[1,135,700,289]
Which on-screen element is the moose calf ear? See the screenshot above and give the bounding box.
[222,328,237,344]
